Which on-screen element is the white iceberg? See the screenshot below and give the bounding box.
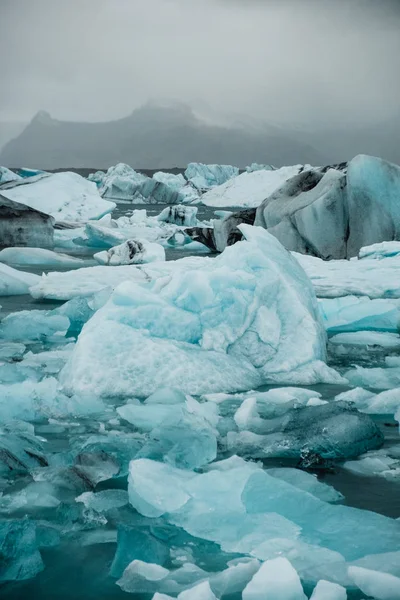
[348,566,400,600]
[60,225,338,398]
[201,165,306,208]
[242,557,306,600]
[1,172,115,221]
[99,163,147,200]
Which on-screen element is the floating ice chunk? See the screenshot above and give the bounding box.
[118,402,183,432]
[228,402,384,461]
[157,205,198,227]
[94,239,165,265]
[310,580,347,600]
[295,252,400,299]
[242,557,306,600]
[234,397,264,431]
[201,166,304,208]
[153,172,186,191]
[1,171,115,220]
[137,401,218,469]
[61,225,339,398]
[75,490,129,512]
[0,263,40,296]
[267,468,344,503]
[117,560,170,593]
[30,263,148,301]
[334,387,375,405]
[0,195,55,248]
[319,296,400,334]
[345,364,400,390]
[185,163,239,190]
[128,459,195,518]
[329,331,400,349]
[0,310,70,341]
[0,481,60,514]
[178,581,217,600]
[0,247,84,267]
[344,450,400,480]
[348,566,400,600]
[99,163,147,200]
[0,341,25,361]
[0,519,44,582]
[359,241,400,260]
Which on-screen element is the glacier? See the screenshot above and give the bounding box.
[60,225,340,398]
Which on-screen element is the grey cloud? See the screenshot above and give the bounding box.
[0,0,399,127]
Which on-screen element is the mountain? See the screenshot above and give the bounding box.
[0,121,27,153]
[0,102,324,169]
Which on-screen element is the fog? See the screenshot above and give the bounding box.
[1,0,399,127]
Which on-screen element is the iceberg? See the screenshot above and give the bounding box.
[227,401,383,462]
[185,163,239,190]
[1,172,115,221]
[359,241,400,260]
[98,163,147,200]
[60,225,339,399]
[242,557,306,600]
[345,361,400,390]
[157,205,198,227]
[348,566,400,600]
[294,252,400,299]
[255,169,347,259]
[94,239,165,265]
[127,457,400,585]
[0,263,40,296]
[0,165,22,184]
[346,154,400,258]
[0,247,84,267]
[201,165,306,208]
[246,163,275,173]
[318,296,400,333]
[0,195,54,248]
[329,331,400,349]
[310,580,347,600]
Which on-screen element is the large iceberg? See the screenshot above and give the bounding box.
[209,155,400,260]
[60,225,339,398]
[184,163,239,191]
[255,169,347,259]
[0,172,115,221]
[200,165,306,208]
[97,163,147,200]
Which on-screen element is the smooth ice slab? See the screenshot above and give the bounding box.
[310,580,347,600]
[348,566,400,600]
[61,225,339,398]
[0,247,84,267]
[295,252,400,299]
[201,166,305,208]
[1,171,115,221]
[0,263,40,296]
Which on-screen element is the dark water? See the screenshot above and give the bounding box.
[1,202,399,599]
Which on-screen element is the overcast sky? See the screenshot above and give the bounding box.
[1,0,399,126]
